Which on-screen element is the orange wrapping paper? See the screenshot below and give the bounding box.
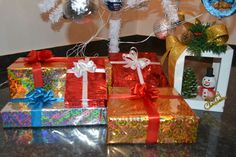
[107,87,199,144]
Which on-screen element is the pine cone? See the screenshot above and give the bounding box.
[181,31,193,44]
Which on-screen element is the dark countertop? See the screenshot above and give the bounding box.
[0,83,236,157]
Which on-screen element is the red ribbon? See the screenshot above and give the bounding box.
[24,50,54,87]
[131,84,160,143]
[20,50,69,88]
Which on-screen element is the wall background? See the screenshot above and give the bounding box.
[0,0,236,56]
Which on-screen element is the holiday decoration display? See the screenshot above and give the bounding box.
[161,21,229,87]
[104,0,124,11]
[65,57,109,108]
[107,87,199,144]
[202,0,236,18]
[181,67,198,99]
[7,50,67,98]
[198,67,216,101]
[167,37,234,112]
[109,48,168,88]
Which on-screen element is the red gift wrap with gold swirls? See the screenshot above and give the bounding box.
[107,87,199,144]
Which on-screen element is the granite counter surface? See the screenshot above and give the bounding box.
[0,83,236,157]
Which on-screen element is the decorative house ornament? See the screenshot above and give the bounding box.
[172,47,233,112]
[161,23,233,112]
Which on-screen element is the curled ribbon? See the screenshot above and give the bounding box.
[11,87,63,127]
[67,58,97,78]
[122,47,151,70]
[123,47,151,84]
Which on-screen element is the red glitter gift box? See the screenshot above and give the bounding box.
[65,57,110,108]
[109,50,168,88]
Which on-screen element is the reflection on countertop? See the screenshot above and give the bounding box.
[0,83,236,157]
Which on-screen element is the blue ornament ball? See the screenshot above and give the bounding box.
[104,0,124,11]
[202,0,236,18]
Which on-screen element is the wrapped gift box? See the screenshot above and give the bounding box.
[65,57,110,108]
[107,87,199,144]
[109,52,168,88]
[8,57,67,98]
[3,126,106,145]
[1,101,106,128]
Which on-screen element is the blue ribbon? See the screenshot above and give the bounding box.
[11,87,64,127]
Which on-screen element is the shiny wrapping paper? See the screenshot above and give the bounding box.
[1,102,106,128]
[8,58,67,98]
[107,87,199,144]
[65,57,110,108]
[109,52,169,88]
[3,127,106,145]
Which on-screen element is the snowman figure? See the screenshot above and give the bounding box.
[198,67,216,101]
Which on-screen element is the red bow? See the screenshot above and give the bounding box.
[24,50,53,63]
[131,83,159,99]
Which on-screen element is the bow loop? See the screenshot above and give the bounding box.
[131,83,159,99]
[123,47,151,70]
[26,87,57,109]
[69,58,97,78]
[24,50,54,63]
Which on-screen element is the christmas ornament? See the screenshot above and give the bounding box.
[180,31,194,44]
[153,18,173,40]
[181,67,198,98]
[104,0,124,11]
[198,67,216,101]
[63,0,96,21]
[202,0,236,18]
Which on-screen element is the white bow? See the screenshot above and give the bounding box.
[122,47,151,70]
[68,58,97,78]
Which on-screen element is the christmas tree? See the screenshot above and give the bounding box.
[181,67,198,98]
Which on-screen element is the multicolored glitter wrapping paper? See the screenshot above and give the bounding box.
[3,127,106,145]
[107,87,199,144]
[109,52,169,88]
[8,58,67,98]
[1,102,106,128]
[65,57,110,108]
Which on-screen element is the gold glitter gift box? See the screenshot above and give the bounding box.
[7,57,67,98]
[107,87,199,144]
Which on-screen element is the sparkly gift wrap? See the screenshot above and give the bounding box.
[109,52,169,88]
[8,58,67,98]
[1,102,106,128]
[3,126,106,145]
[107,87,199,144]
[65,57,110,108]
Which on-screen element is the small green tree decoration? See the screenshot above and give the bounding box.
[181,67,198,98]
